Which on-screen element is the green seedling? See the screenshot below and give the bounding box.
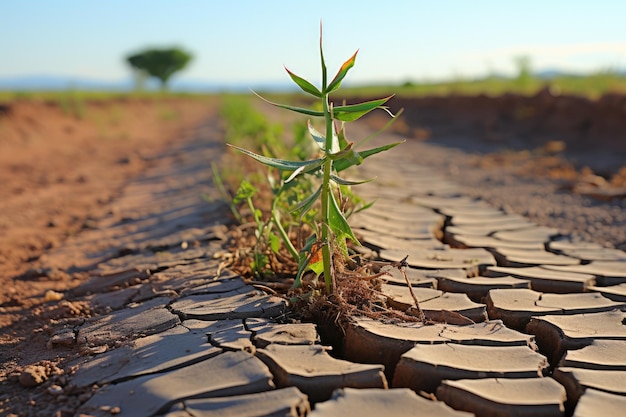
[208,161,242,222]
[233,179,282,278]
[59,89,86,119]
[228,24,402,293]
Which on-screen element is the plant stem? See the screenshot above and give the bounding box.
[247,196,262,236]
[271,199,298,260]
[321,93,333,293]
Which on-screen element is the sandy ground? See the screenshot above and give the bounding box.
[0,97,217,414]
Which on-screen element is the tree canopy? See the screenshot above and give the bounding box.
[126,48,192,91]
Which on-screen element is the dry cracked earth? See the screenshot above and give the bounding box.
[1,93,626,417]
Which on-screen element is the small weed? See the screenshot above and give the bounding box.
[232,179,283,278]
[58,90,86,119]
[209,161,242,222]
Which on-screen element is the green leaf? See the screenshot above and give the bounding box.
[307,120,339,153]
[319,21,327,90]
[357,107,404,148]
[284,165,305,183]
[251,253,271,277]
[285,167,305,184]
[285,67,322,98]
[330,174,375,186]
[326,50,358,94]
[336,124,349,150]
[307,119,326,150]
[328,142,356,160]
[269,233,281,254]
[328,191,360,244]
[293,234,318,288]
[233,180,256,204]
[334,141,404,172]
[228,144,325,173]
[252,90,324,117]
[307,255,325,277]
[344,147,363,167]
[333,96,393,122]
[354,199,376,215]
[291,184,322,218]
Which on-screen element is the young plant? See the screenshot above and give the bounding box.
[228,25,402,293]
[232,179,281,278]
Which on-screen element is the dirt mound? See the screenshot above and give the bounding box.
[386,90,626,176]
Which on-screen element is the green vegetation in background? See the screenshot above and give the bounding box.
[340,71,626,100]
[219,94,284,150]
[2,70,623,105]
[58,89,86,119]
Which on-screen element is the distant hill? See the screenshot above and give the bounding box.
[534,69,626,79]
[0,75,132,91]
[533,69,586,79]
[2,70,623,93]
[0,75,295,93]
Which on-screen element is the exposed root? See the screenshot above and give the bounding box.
[218,224,298,284]
[220,222,428,328]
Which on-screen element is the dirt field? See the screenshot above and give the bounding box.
[1,92,625,415]
[387,91,626,176]
[0,97,217,298]
[0,97,217,409]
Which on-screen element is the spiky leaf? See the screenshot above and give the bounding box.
[358,107,404,147]
[252,91,324,117]
[293,234,319,288]
[307,119,339,153]
[284,165,306,183]
[285,67,322,98]
[330,174,375,186]
[228,144,325,173]
[319,21,328,90]
[290,184,322,217]
[334,141,404,172]
[336,123,349,149]
[333,96,394,122]
[328,191,359,244]
[326,50,358,94]
[354,199,376,214]
[328,142,357,160]
[343,148,363,167]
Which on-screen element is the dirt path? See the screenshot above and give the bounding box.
[0,97,217,306]
[0,98,221,415]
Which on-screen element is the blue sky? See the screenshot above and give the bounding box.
[2,1,626,86]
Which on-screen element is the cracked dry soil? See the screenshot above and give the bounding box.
[1,92,625,416]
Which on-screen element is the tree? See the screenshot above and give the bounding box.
[126,48,192,91]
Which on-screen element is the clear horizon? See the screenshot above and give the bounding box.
[3,1,626,87]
